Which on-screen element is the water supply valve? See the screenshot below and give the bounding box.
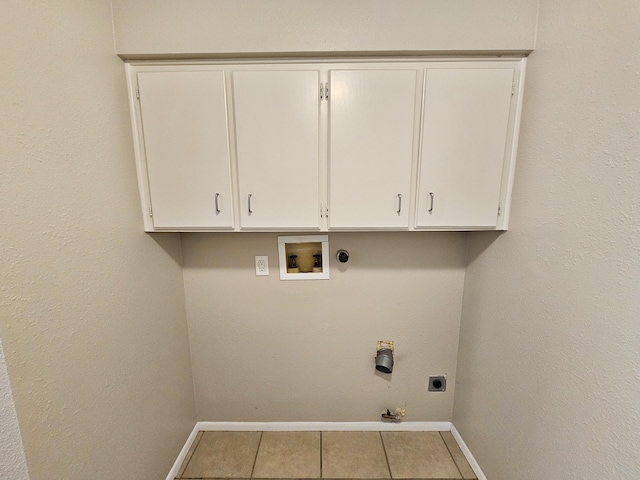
[381,407,406,422]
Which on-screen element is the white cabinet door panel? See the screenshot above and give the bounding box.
[138,70,233,229]
[329,69,417,229]
[416,67,515,228]
[233,70,320,229]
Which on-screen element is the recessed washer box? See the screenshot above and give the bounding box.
[278,235,330,281]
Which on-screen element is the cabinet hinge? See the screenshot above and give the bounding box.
[148,206,153,218]
[319,83,330,102]
[320,204,329,218]
[497,203,502,216]
[511,81,515,96]
[136,84,140,99]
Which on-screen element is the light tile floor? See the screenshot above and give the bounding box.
[176,431,476,480]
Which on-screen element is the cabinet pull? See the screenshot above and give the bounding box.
[428,192,434,212]
[248,194,253,214]
[397,194,402,214]
[215,193,221,214]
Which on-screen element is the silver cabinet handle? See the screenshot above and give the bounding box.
[428,192,434,212]
[248,194,252,214]
[397,194,402,214]
[215,193,220,214]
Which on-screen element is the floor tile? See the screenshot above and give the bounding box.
[381,431,461,479]
[252,431,320,478]
[440,432,476,480]
[322,431,390,479]
[176,431,204,478]
[182,431,262,478]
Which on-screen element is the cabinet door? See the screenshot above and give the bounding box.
[415,67,515,228]
[329,69,417,229]
[233,70,320,229]
[137,70,233,229]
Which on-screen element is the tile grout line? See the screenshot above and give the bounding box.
[320,431,323,479]
[379,431,394,479]
[177,431,204,480]
[439,431,465,480]
[249,431,264,479]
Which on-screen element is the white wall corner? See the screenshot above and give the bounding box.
[0,341,30,480]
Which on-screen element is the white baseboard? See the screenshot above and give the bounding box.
[450,424,488,480]
[196,421,452,432]
[165,423,200,480]
[166,421,485,480]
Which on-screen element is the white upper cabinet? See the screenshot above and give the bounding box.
[232,69,321,230]
[328,69,419,229]
[135,69,234,230]
[415,64,518,229]
[126,58,525,232]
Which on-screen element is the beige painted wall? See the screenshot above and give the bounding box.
[0,2,196,479]
[115,0,540,426]
[453,0,640,478]
[111,0,538,56]
[182,232,466,421]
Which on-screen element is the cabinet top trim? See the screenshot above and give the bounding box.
[123,53,530,66]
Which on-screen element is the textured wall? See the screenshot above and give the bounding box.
[0,2,196,479]
[0,341,30,479]
[182,232,466,421]
[111,0,538,56]
[115,0,540,427]
[453,1,640,479]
